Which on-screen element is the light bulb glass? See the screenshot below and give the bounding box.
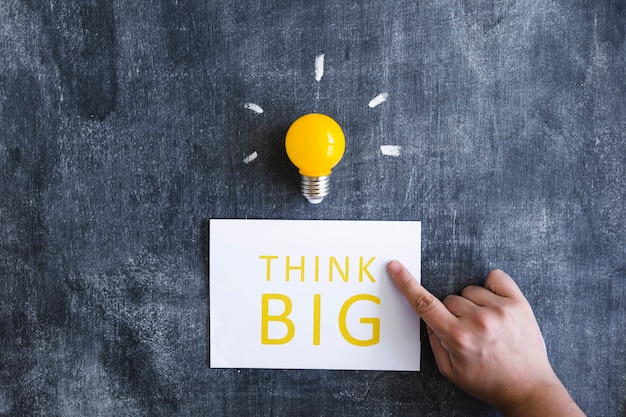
[285,113,345,204]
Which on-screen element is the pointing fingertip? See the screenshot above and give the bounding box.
[387,260,402,274]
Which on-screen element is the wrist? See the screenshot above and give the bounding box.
[500,378,585,417]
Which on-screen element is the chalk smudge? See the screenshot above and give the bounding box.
[243,151,258,164]
[380,145,402,157]
[244,103,264,114]
[315,54,325,82]
[368,93,389,108]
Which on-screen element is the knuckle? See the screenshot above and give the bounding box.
[411,292,438,315]
[491,303,516,323]
[474,310,496,330]
[450,329,472,351]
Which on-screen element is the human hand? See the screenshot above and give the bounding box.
[387,261,585,417]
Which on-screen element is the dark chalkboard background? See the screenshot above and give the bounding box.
[1,0,625,415]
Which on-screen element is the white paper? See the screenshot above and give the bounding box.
[209,219,421,371]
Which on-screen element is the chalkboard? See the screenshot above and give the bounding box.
[1,0,625,415]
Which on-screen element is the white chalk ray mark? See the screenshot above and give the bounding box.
[315,54,325,82]
[380,145,402,157]
[243,151,258,164]
[368,93,389,108]
[244,103,264,114]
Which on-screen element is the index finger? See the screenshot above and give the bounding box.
[387,261,457,336]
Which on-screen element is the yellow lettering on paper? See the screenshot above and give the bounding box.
[286,256,305,282]
[359,256,376,282]
[314,256,320,282]
[329,256,349,282]
[261,294,295,344]
[259,255,279,281]
[313,294,321,345]
[338,294,380,346]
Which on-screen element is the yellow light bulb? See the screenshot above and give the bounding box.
[285,113,345,204]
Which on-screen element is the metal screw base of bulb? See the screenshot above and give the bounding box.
[300,175,330,204]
